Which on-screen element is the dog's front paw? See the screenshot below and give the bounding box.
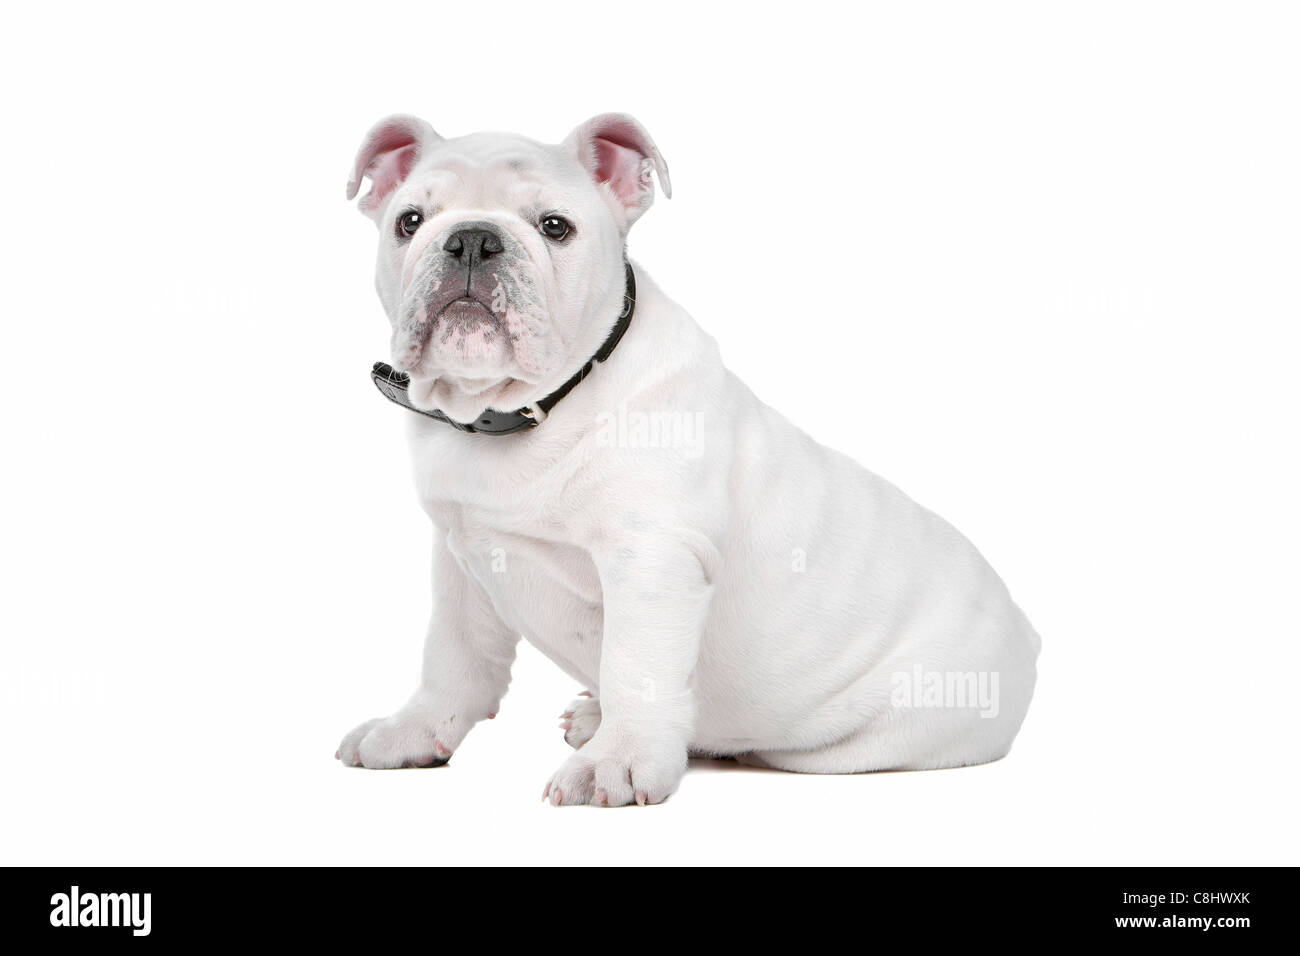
[543,731,686,807]
[558,692,601,749]
[336,710,457,769]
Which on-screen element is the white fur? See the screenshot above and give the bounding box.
[338,115,1041,805]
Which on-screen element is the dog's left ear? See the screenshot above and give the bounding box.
[564,113,671,229]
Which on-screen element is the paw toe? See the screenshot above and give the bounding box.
[560,696,602,750]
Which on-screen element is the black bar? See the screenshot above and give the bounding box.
[6,866,1286,944]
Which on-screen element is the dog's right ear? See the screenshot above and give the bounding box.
[346,115,440,220]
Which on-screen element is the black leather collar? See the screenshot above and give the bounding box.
[371,260,636,435]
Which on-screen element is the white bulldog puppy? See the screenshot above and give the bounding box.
[337,113,1041,806]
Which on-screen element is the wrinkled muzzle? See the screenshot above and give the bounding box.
[394,220,554,383]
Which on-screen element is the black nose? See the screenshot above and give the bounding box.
[443,228,504,264]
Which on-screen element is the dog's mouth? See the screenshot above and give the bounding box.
[393,259,555,395]
[437,296,497,322]
[394,289,517,386]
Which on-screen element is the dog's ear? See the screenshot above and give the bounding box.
[564,113,671,229]
[346,114,440,220]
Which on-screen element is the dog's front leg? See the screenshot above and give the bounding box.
[338,536,519,769]
[545,541,712,806]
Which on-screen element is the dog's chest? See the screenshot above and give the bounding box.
[440,510,606,676]
[411,422,616,680]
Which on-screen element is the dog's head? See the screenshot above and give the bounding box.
[347,113,670,422]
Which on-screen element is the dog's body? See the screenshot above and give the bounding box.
[337,114,1040,805]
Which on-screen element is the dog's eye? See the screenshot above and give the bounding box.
[539,215,571,240]
[396,210,423,239]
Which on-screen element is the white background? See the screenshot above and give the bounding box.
[2,1,1297,866]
